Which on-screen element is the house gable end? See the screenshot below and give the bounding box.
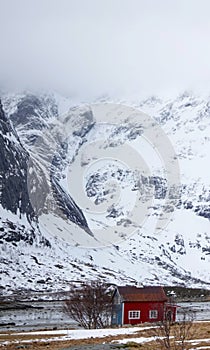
[111,287,123,325]
[112,287,122,304]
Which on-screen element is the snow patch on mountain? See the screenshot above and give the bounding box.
[0,91,210,295]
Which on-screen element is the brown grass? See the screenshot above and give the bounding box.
[0,322,210,350]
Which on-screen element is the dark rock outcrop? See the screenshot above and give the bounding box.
[0,100,34,220]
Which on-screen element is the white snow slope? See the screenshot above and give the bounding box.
[0,91,210,295]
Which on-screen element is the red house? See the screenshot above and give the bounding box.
[111,286,177,326]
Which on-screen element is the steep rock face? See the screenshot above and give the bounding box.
[10,95,58,130]
[0,99,50,251]
[4,95,93,235]
[0,100,34,220]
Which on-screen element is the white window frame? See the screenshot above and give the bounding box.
[149,310,158,319]
[128,310,140,319]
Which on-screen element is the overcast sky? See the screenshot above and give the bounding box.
[1,0,210,99]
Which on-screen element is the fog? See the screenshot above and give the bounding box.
[1,0,210,99]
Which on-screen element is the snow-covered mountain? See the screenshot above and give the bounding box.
[0,91,210,296]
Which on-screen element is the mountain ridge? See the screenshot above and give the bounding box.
[0,91,210,295]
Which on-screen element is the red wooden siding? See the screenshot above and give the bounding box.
[111,286,177,325]
[123,301,165,324]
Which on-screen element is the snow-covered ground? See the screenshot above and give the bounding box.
[0,326,152,347]
[1,323,210,349]
[14,326,152,338]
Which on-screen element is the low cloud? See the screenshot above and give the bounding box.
[1,0,210,99]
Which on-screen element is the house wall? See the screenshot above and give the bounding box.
[111,304,123,325]
[123,301,166,324]
[111,290,123,326]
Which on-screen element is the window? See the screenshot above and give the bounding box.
[128,310,140,319]
[149,310,158,319]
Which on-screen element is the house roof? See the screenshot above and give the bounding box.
[117,286,168,302]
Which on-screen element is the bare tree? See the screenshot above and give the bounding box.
[152,313,173,349]
[173,309,196,350]
[64,280,112,329]
[151,308,196,350]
